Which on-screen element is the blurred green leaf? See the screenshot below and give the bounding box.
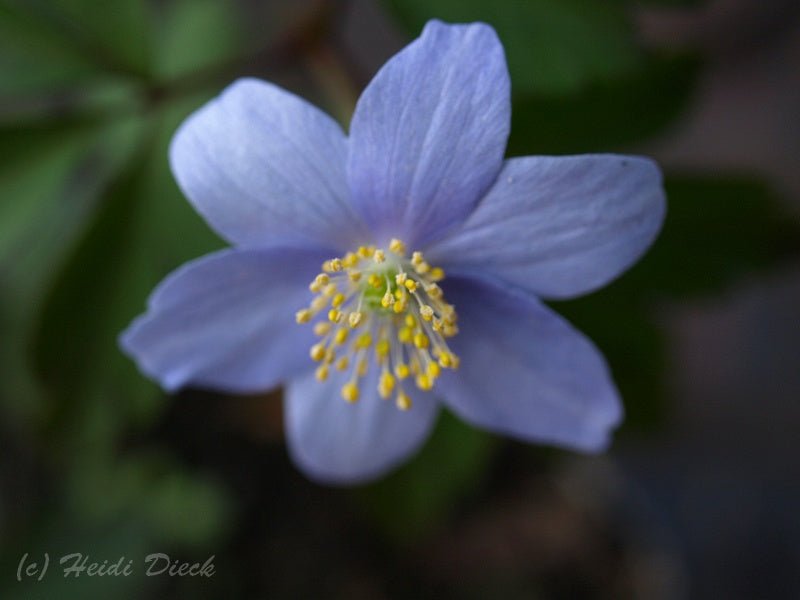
[69,451,230,546]
[0,116,143,298]
[1,0,152,78]
[507,54,700,155]
[629,176,800,298]
[32,94,223,440]
[0,115,144,423]
[359,411,495,543]
[384,0,642,94]
[153,0,244,81]
[0,3,100,95]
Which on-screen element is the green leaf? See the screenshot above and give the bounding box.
[152,0,244,81]
[68,450,230,546]
[507,54,700,155]
[628,176,800,298]
[384,0,642,94]
[0,3,99,95]
[0,115,143,422]
[358,411,495,543]
[32,94,223,441]
[3,0,153,77]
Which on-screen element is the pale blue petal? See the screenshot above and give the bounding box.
[437,277,622,452]
[347,20,510,248]
[285,362,439,485]
[120,247,326,392]
[170,78,366,251]
[428,155,666,299]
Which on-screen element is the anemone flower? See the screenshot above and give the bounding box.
[120,20,666,484]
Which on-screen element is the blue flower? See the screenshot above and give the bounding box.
[120,20,665,484]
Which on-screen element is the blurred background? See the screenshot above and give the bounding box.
[1,0,799,598]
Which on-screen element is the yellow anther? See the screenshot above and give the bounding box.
[424,283,442,299]
[334,328,349,345]
[413,332,429,349]
[341,382,359,403]
[389,238,406,255]
[300,241,458,401]
[310,343,326,362]
[342,252,359,268]
[357,357,368,377]
[348,311,363,328]
[313,321,332,336]
[310,296,328,312]
[396,391,412,411]
[397,327,413,343]
[324,347,336,363]
[427,362,441,379]
[415,374,433,391]
[355,332,372,349]
[375,338,390,358]
[378,371,396,399]
[395,363,410,379]
[438,352,454,368]
[429,267,445,281]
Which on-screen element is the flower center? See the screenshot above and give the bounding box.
[295,239,459,410]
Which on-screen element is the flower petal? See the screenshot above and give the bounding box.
[347,20,510,247]
[120,247,326,392]
[170,78,366,251]
[437,276,622,452]
[428,155,666,299]
[285,364,439,485]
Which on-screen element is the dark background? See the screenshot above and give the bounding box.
[1,0,799,598]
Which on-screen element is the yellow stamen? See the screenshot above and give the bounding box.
[296,239,460,411]
[341,382,359,403]
[396,391,411,411]
[389,238,406,255]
